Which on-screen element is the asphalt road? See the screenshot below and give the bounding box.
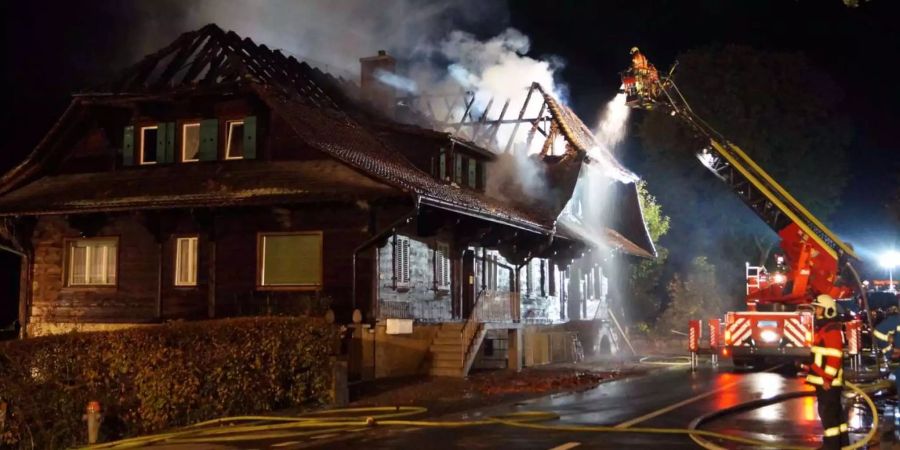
[150,363,897,449]
[305,364,826,450]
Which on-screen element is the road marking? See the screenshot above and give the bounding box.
[548,442,581,450]
[614,365,783,428]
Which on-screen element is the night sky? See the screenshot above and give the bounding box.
[507,0,899,265]
[3,0,898,270]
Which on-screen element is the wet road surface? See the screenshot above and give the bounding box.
[152,363,896,449]
[296,365,855,449]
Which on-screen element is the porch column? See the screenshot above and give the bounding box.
[18,253,30,338]
[462,249,475,318]
[567,266,581,320]
[508,328,523,372]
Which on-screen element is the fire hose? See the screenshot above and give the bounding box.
[79,380,888,450]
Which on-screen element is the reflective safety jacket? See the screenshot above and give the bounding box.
[874,314,900,356]
[632,52,649,71]
[806,321,844,387]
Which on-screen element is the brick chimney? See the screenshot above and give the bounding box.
[359,50,397,115]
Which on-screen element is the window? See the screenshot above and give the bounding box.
[525,260,533,296]
[487,254,498,291]
[140,126,158,165]
[394,236,410,288]
[175,237,198,286]
[259,232,323,287]
[548,262,557,296]
[225,120,245,160]
[67,238,117,286]
[182,123,200,162]
[540,260,546,297]
[435,243,450,290]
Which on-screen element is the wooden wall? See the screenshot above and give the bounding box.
[25,202,413,334]
[30,215,159,325]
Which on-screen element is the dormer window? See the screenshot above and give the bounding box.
[182,122,200,162]
[139,126,158,165]
[225,120,245,160]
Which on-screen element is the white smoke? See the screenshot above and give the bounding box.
[594,91,631,149]
[558,91,637,251]
[129,0,509,79]
[126,0,576,200]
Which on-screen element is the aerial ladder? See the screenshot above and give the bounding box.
[620,51,868,366]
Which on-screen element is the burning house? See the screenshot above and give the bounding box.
[0,24,653,377]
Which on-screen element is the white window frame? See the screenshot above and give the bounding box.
[174,237,198,286]
[225,120,245,160]
[394,236,410,288]
[66,238,118,286]
[139,125,158,165]
[435,243,451,290]
[181,122,200,162]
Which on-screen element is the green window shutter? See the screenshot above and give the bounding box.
[198,119,219,161]
[243,116,257,159]
[122,125,135,166]
[165,122,176,163]
[467,158,477,188]
[155,123,167,164]
[454,154,463,184]
[438,148,446,180]
[156,122,175,163]
[478,162,486,190]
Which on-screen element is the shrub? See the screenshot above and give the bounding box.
[0,317,336,449]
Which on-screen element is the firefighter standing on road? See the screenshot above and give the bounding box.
[805,294,849,449]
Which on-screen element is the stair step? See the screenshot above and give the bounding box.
[432,336,461,345]
[430,343,462,353]
[429,367,464,377]
[432,351,463,361]
[431,358,464,369]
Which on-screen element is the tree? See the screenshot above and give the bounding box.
[625,181,670,325]
[635,45,852,301]
[655,256,725,336]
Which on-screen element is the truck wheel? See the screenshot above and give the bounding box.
[733,357,750,368]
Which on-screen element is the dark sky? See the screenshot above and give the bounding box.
[3,0,898,268]
[506,0,899,268]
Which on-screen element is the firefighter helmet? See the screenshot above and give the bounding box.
[812,294,838,319]
[630,47,640,54]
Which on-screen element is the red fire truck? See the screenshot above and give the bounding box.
[621,54,862,367]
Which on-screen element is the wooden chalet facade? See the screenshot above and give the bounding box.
[0,25,654,377]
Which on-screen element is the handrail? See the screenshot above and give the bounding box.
[460,289,487,366]
[608,310,636,355]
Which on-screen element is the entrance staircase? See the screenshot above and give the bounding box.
[428,290,518,377]
[428,322,489,377]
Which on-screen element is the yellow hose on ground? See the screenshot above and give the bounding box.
[688,380,886,450]
[79,381,888,450]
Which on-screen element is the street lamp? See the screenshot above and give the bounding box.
[880,250,900,292]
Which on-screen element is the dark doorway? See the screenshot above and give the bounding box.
[599,336,612,355]
[0,250,21,340]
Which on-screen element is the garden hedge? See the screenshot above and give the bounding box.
[0,317,336,449]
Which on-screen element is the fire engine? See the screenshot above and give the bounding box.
[620,52,861,367]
